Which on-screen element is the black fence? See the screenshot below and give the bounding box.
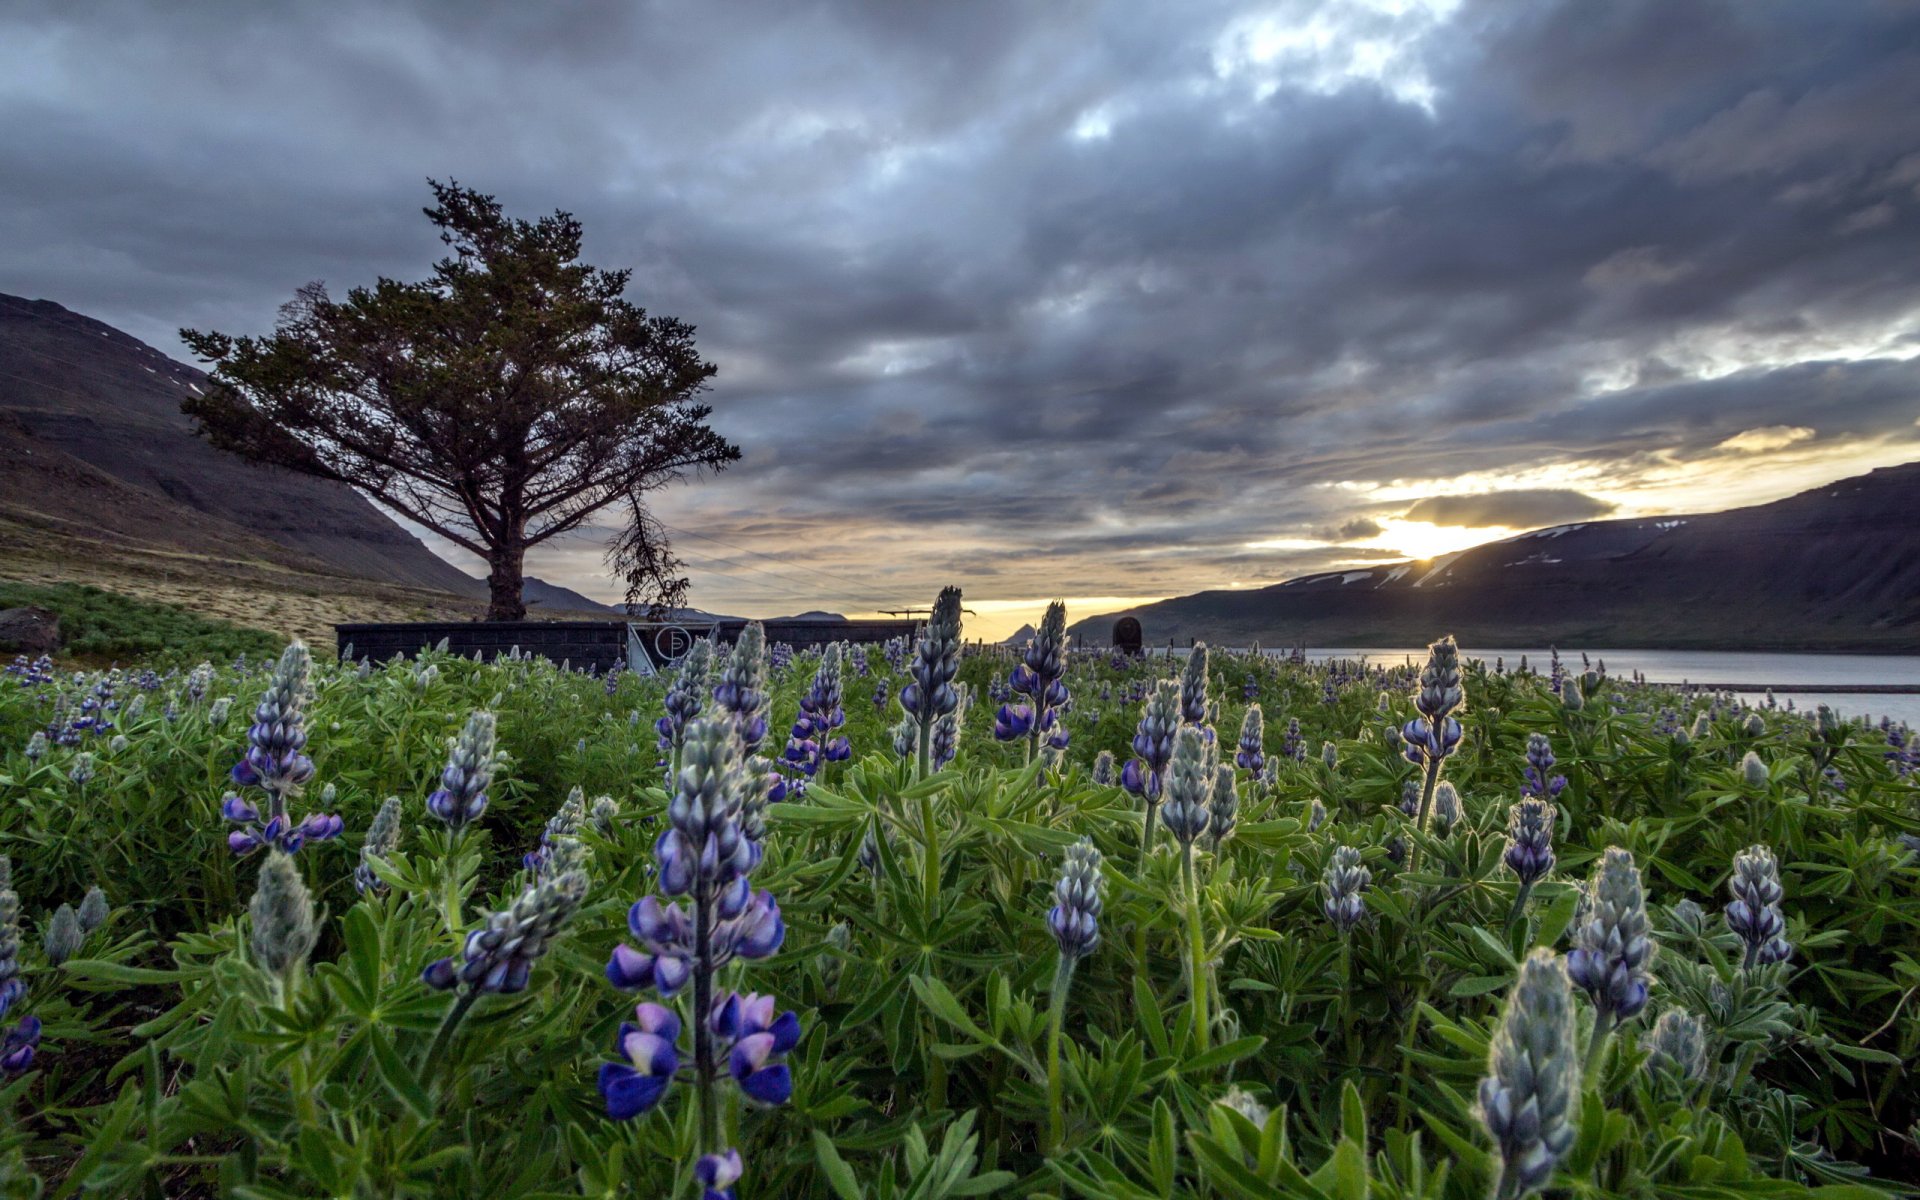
[336,618,920,674]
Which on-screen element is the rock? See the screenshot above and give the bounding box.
[0,606,61,654]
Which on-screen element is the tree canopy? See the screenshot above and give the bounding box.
[182,180,739,620]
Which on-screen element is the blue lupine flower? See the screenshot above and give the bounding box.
[1092,750,1116,785]
[229,643,317,795]
[1522,733,1567,799]
[1725,845,1792,969]
[0,858,21,1019]
[1234,704,1264,775]
[1179,643,1210,726]
[995,703,1034,741]
[353,797,403,896]
[1565,848,1655,1022]
[1503,799,1556,886]
[695,1150,744,1200]
[715,991,802,1105]
[713,626,770,753]
[1160,726,1213,846]
[1208,765,1238,850]
[1049,838,1105,959]
[656,639,713,754]
[1282,717,1305,762]
[426,710,496,832]
[1124,680,1180,802]
[423,867,587,995]
[1322,846,1369,933]
[598,1001,681,1119]
[899,588,963,768]
[1,1014,39,1076]
[1478,949,1579,1198]
[1642,1008,1708,1083]
[1002,602,1071,755]
[782,644,851,790]
[930,683,968,771]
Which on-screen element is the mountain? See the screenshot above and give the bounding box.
[0,292,648,621]
[1071,463,1920,652]
[1001,623,1037,647]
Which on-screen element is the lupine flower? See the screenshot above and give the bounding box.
[524,787,588,878]
[889,714,917,761]
[1739,751,1768,789]
[1642,1009,1708,1082]
[1234,705,1264,774]
[76,886,109,934]
[1242,675,1258,703]
[1306,796,1326,832]
[782,644,851,789]
[930,682,968,771]
[230,642,317,795]
[1320,740,1338,770]
[1123,680,1180,805]
[249,852,318,981]
[0,858,21,1019]
[1282,717,1305,762]
[599,1001,680,1118]
[713,626,771,753]
[1522,733,1566,799]
[1478,950,1579,1198]
[427,710,496,832]
[1092,750,1116,785]
[714,991,802,1104]
[656,639,713,755]
[872,678,889,710]
[1503,800,1557,886]
[354,797,404,896]
[1179,643,1210,726]
[1049,838,1105,959]
[899,594,966,766]
[589,795,621,836]
[1431,780,1462,836]
[1160,726,1213,846]
[696,1150,744,1200]
[69,751,96,787]
[1321,846,1369,933]
[1725,845,1792,969]
[1208,765,1238,849]
[42,904,82,966]
[1565,848,1655,1023]
[424,868,588,995]
[1,1014,39,1076]
[23,731,46,762]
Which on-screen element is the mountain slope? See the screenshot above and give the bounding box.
[0,292,483,592]
[1072,463,1920,651]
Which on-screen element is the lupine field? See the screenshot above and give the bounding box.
[2,588,1918,1199]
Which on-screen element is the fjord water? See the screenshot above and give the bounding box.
[1284,647,1920,726]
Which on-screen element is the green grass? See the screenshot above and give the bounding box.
[0,580,283,664]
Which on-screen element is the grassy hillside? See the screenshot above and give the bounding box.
[0,580,283,664]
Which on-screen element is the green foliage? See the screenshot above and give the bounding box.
[0,638,1915,1197]
[0,581,283,665]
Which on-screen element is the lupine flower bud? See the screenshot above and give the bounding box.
[1431,780,1462,835]
[656,639,712,753]
[1743,713,1765,737]
[899,587,963,728]
[354,796,403,896]
[1560,678,1585,712]
[428,710,496,831]
[1049,838,1105,959]
[1565,848,1655,1022]
[1320,740,1338,770]
[208,696,233,725]
[930,683,967,770]
[1306,796,1326,832]
[1160,726,1214,846]
[1321,846,1369,932]
[1208,765,1238,847]
[1478,950,1579,1198]
[1415,636,1463,720]
[589,794,621,836]
[24,731,46,762]
[1235,705,1264,774]
[1740,751,1768,790]
[1092,750,1116,785]
[69,751,96,786]
[820,921,852,991]
[1179,644,1210,726]
[1522,733,1566,799]
[77,886,109,934]
[249,852,317,979]
[714,626,771,753]
[1725,845,1792,969]
[1125,680,1181,800]
[1642,1008,1708,1082]
[1503,799,1556,886]
[423,869,588,995]
[42,903,83,966]
[890,714,917,760]
[230,642,317,795]
[0,860,21,1019]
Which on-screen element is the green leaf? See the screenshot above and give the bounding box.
[812,1131,866,1200]
[369,1025,434,1119]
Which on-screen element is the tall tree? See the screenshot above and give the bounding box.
[182,180,739,621]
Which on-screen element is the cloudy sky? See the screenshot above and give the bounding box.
[5,0,1919,639]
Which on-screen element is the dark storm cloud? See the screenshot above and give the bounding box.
[1403,490,1615,528]
[3,0,1918,620]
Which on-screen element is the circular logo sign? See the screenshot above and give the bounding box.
[651,625,695,665]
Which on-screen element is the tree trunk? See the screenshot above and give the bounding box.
[485,543,527,621]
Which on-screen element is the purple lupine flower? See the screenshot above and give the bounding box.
[1282,717,1305,762]
[223,643,340,855]
[695,1150,744,1200]
[930,684,968,771]
[1725,845,1792,969]
[1478,950,1579,1198]
[1160,726,1213,846]
[994,703,1035,741]
[714,991,802,1105]
[1242,675,1258,702]
[898,588,963,771]
[1503,799,1556,886]
[1522,733,1567,799]
[1049,838,1104,959]
[0,858,21,1019]
[422,867,587,995]
[1322,846,1369,933]
[656,639,713,755]
[1565,848,1654,1023]
[598,1001,681,1119]
[1179,644,1210,726]
[353,797,403,896]
[426,710,496,832]
[1235,705,1264,775]
[782,645,850,792]
[1002,602,1071,759]
[1,1014,39,1076]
